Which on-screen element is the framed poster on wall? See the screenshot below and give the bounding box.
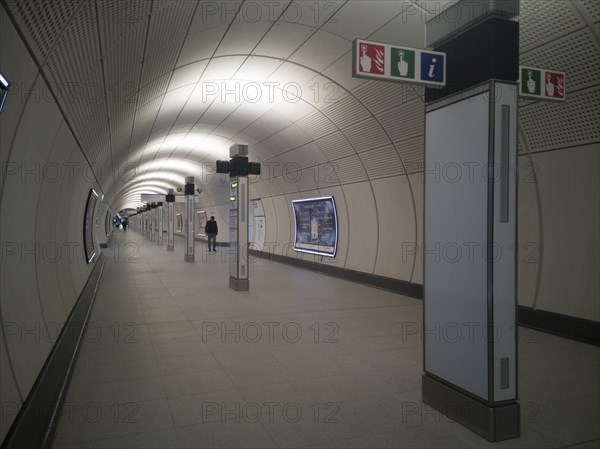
[196,210,207,236]
[292,196,338,257]
[176,213,183,233]
[0,73,9,114]
[83,189,99,263]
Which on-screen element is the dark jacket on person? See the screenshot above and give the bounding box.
[205,220,218,235]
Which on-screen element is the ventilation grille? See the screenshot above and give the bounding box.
[321,94,370,129]
[316,131,354,160]
[263,134,291,157]
[297,112,338,140]
[520,0,583,52]
[360,145,404,179]
[521,28,600,92]
[141,0,197,86]
[342,117,391,153]
[331,155,368,184]
[249,142,275,161]
[99,0,149,54]
[130,97,163,154]
[277,124,313,151]
[352,80,421,114]
[10,0,81,61]
[138,73,172,108]
[377,100,424,144]
[577,0,600,21]
[45,1,100,103]
[284,141,328,170]
[396,136,424,174]
[520,87,600,152]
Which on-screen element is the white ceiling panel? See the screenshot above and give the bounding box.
[368,13,427,50]
[276,124,314,151]
[6,0,81,61]
[287,140,328,169]
[330,154,368,184]
[213,125,242,139]
[299,73,346,109]
[200,101,239,125]
[413,0,459,17]
[187,1,240,34]
[214,21,274,57]
[520,0,584,52]
[573,0,600,22]
[234,101,275,122]
[342,117,391,153]
[169,61,209,92]
[377,99,424,144]
[177,27,228,68]
[289,30,350,72]
[322,0,409,40]
[321,52,367,92]
[141,1,196,85]
[235,56,285,82]
[520,28,600,92]
[8,0,597,208]
[249,142,277,161]
[153,84,196,132]
[244,121,277,141]
[255,109,294,134]
[316,131,355,161]
[271,96,316,123]
[231,131,260,147]
[262,132,292,155]
[359,144,404,180]
[296,111,338,140]
[175,86,213,128]
[320,93,370,129]
[219,113,255,133]
[395,135,424,174]
[201,55,247,80]
[191,123,219,135]
[353,81,421,115]
[170,124,194,135]
[266,61,318,87]
[138,73,171,108]
[254,22,315,58]
[285,0,347,28]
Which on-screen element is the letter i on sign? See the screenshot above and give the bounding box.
[420,53,444,83]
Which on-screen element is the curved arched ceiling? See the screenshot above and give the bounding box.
[4,0,600,212]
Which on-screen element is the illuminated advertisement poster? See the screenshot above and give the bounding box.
[0,72,9,114]
[196,210,207,236]
[83,189,99,263]
[292,196,338,257]
[176,213,183,233]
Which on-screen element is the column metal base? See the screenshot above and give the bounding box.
[229,277,249,291]
[422,374,520,442]
[184,254,195,262]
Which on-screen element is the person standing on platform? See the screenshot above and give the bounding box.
[122,220,128,231]
[205,216,218,252]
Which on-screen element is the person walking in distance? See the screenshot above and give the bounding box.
[205,216,218,252]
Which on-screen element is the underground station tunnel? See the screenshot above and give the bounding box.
[0,0,598,448]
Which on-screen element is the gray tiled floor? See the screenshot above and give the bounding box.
[50,231,599,448]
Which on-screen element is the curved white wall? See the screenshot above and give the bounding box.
[1,2,599,445]
[0,18,103,441]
